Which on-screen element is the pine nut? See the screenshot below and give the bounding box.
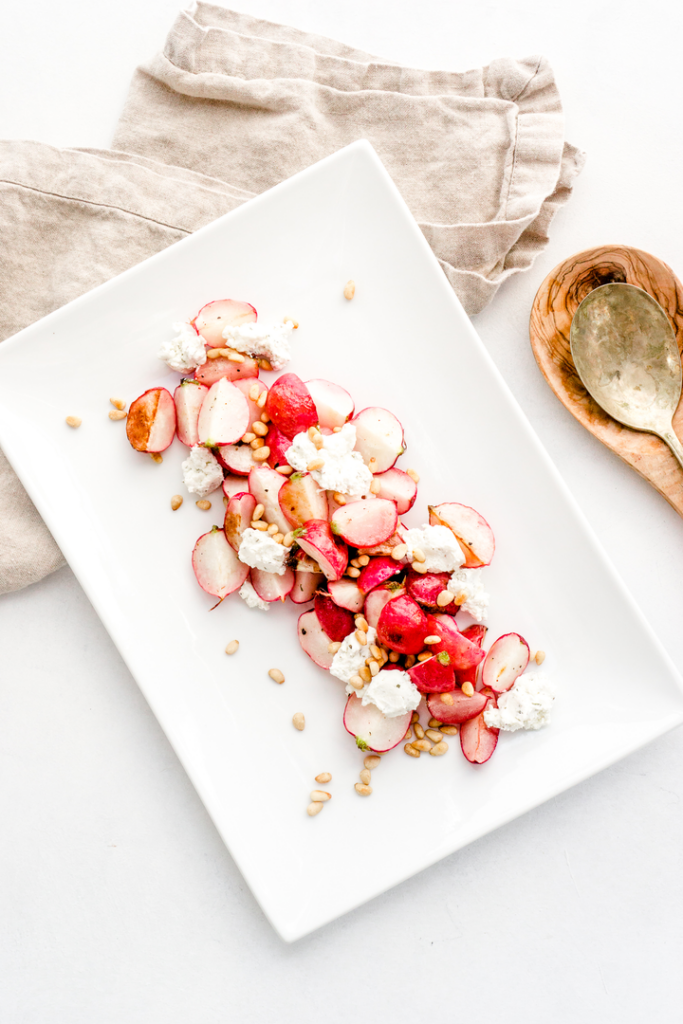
[249,383,261,401]
[170,495,183,510]
[252,421,268,437]
[391,544,408,561]
[273,533,285,544]
[417,652,432,662]
[206,348,222,359]
[364,755,381,770]
[347,567,361,578]
[359,666,372,683]
[149,452,163,464]
[369,479,381,494]
[292,712,305,731]
[414,723,425,739]
[412,562,428,574]
[257,390,268,408]
[359,769,371,785]
[315,772,332,783]
[227,350,245,362]
[404,743,420,758]
[412,738,433,752]
[275,465,293,475]
[404,727,413,740]
[65,415,82,428]
[311,790,331,802]
[250,438,264,450]
[430,741,449,756]
[108,409,126,421]
[535,650,546,665]
[355,783,372,796]
[196,499,211,510]
[252,504,265,521]
[344,280,356,300]
[307,458,324,472]
[441,692,455,706]
[424,635,440,645]
[355,616,369,632]
[437,590,455,607]
[461,681,475,697]
[260,411,270,423]
[440,725,459,735]
[267,523,279,535]
[355,629,368,645]
[358,555,370,566]
[350,558,361,569]
[110,397,126,410]
[328,641,342,654]
[369,660,380,677]
[242,432,256,443]
[283,532,295,547]
[370,645,382,660]
[268,668,285,684]
[348,675,364,690]
[411,711,420,723]
[428,718,443,728]
[425,729,443,742]
[333,492,347,505]
[406,468,420,483]
[256,358,271,371]
[307,802,323,817]
[313,434,325,450]
[251,520,269,531]
[225,639,239,655]
[332,426,342,433]
[388,650,400,663]
[252,447,270,461]
[405,655,416,668]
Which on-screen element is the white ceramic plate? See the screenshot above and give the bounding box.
[1,141,682,941]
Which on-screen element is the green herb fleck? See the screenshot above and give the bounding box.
[436,651,451,666]
[356,737,369,751]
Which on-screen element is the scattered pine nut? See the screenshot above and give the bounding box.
[252,447,271,461]
[429,741,449,756]
[358,555,370,566]
[411,561,428,574]
[268,668,285,684]
[350,558,361,569]
[440,725,459,735]
[313,434,325,450]
[369,478,381,494]
[108,409,126,421]
[225,640,240,655]
[461,681,475,697]
[292,712,305,731]
[355,783,372,796]
[412,548,426,563]
[535,650,546,665]
[249,383,261,401]
[109,397,126,410]
[441,692,455,706]
[196,499,211,510]
[276,465,293,475]
[391,544,407,561]
[259,359,273,371]
[252,420,268,437]
[250,438,265,450]
[267,523,279,535]
[307,458,325,472]
[424,635,440,645]
[370,644,382,660]
[273,533,284,544]
[368,660,380,677]
[359,768,372,785]
[307,426,320,440]
[412,738,433,753]
[311,790,331,802]
[65,416,82,428]
[260,412,270,424]
[359,666,372,683]
[315,772,332,784]
[437,590,455,607]
[251,520,269,530]
[404,743,420,758]
[406,468,420,483]
[355,629,368,646]
[206,348,222,359]
[453,592,467,605]
[170,495,183,511]
[428,718,443,728]
[227,350,245,363]
[405,655,416,669]
[364,755,381,770]
[243,432,257,444]
[149,452,163,464]
[333,492,347,505]
[283,531,295,547]
[347,567,361,578]
[253,504,265,521]
[256,390,268,408]
[343,280,356,300]
[413,723,425,740]
[348,674,364,690]
[332,426,342,433]
[307,802,323,817]
[417,652,432,662]
[425,729,443,743]
[411,711,420,723]
[355,616,369,632]
[388,650,400,663]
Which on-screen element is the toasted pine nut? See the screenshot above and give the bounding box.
[428,718,443,728]
[332,426,342,433]
[535,650,546,665]
[404,727,413,740]
[369,660,380,677]
[404,743,420,758]
[253,504,265,521]
[348,675,364,690]
[283,532,295,547]
[441,692,455,706]
[359,768,372,785]
[417,652,432,662]
[355,629,368,646]
[411,710,420,723]
[170,494,183,510]
[307,458,324,472]
[206,348,222,359]
[411,562,428,574]
[225,639,239,655]
[149,452,163,464]
[350,558,361,569]
[267,523,279,535]
[437,590,455,607]
[65,415,82,428]
[242,432,256,443]
[307,801,323,816]
[461,681,475,697]
[355,616,369,632]
[256,390,268,408]
[355,783,372,796]
[275,465,294,475]
[370,645,382,660]
[249,383,261,401]
[196,499,211,510]
[274,533,285,544]
[391,544,407,561]
[412,738,433,752]
[359,666,372,683]
[425,729,443,742]
[252,447,271,462]
[364,755,381,770]
[251,520,269,531]
[333,492,347,505]
[388,650,400,663]
[227,350,245,362]
[315,772,332,783]
[369,479,381,495]
[252,420,268,437]
[440,725,459,735]
[292,712,305,731]
[412,548,426,563]
[311,790,331,802]
[260,411,270,423]
[405,655,416,668]
[307,426,320,440]
[424,635,440,645]
[109,397,126,410]
[108,409,126,421]
[347,567,361,578]
[406,468,420,483]
[358,555,370,566]
[250,438,265,450]
[328,641,342,654]
[268,668,285,684]
[413,723,425,740]
[313,434,325,450]
[257,358,272,371]
[430,741,449,756]
[344,280,356,300]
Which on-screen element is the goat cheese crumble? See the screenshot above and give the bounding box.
[484,673,555,732]
[331,627,378,686]
[238,529,290,575]
[181,445,223,497]
[222,320,294,370]
[360,668,421,718]
[238,579,270,611]
[402,524,465,572]
[447,567,489,621]
[286,423,373,497]
[158,322,207,373]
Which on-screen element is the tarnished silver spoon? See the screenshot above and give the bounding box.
[570,282,683,470]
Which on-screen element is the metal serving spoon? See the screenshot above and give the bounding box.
[570,282,683,470]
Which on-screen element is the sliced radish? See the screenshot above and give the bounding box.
[481,633,529,694]
[425,614,487,672]
[224,492,257,552]
[408,654,456,694]
[376,594,428,654]
[291,570,324,604]
[217,442,253,475]
[265,425,292,469]
[405,570,453,612]
[222,475,249,500]
[233,377,268,424]
[192,298,257,347]
[297,519,348,581]
[428,502,495,568]
[457,624,488,690]
[197,378,250,446]
[343,693,412,753]
[305,379,354,429]
[247,465,290,534]
[294,550,323,573]
[460,702,499,764]
[251,566,295,602]
[174,380,208,447]
[426,687,490,724]
[194,354,259,386]
[352,407,405,473]
[327,577,366,613]
[365,584,405,630]
[265,373,318,439]
[279,472,328,528]
[372,468,417,513]
[357,556,402,593]
[192,526,249,599]
[297,609,334,669]
[331,499,398,548]
[357,523,408,557]
[314,592,355,642]
[126,387,176,452]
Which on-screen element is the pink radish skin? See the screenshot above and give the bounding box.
[457,624,488,690]
[197,378,250,446]
[460,697,499,763]
[373,468,417,514]
[305,379,354,429]
[217,443,253,475]
[343,693,412,753]
[297,520,348,581]
[427,687,490,725]
[192,298,257,347]
[126,387,176,452]
[279,472,328,529]
[250,566,295,602]
[405,570,454,612]
[222,476,249,500]
[265,373,318,439]
[331,499,398,548]
[327,577,366,613]
[224,492,257,552]
[174,380,208,447]
[426,614,487,672]
[376,594,429,654]
[314,592,355,641]
[352,407,405,473]
[297,609,334,669]
[365,584,405,630]
[357,556,402,593]
[194,354,259,386]
[233,377,268,425]
[192,527,249,599]
[357,524,408,557]
[408,655,456,694]
[481,633,530,694]
[291,571,324,604]
[247,466,290,534]
[265,425,292,469]
[429,502,495,568]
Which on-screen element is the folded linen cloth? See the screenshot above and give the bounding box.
[0,5,584,595]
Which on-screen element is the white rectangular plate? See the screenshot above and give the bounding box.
[1,141,682,941]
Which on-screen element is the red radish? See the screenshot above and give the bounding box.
[457,624,488,690]
[174,380,208,447]
[343,693,412,753]
[352,407,405,473]
[376,594,428,654]
[223,476,249,500]
[357,524,408,557]
[425,614,486,671]
[192,526,249,599]
[405,570,453,611]
[193,298,257,347]
[365,583,405,629]
[247,465,290,534]
[372,468,417,513]
[194,354,259,386]
[314,592,355,641]
[197,378,250,446]
[297,609,334,669]
[250,566,295,602]
[408,654,456,693]
[233,377,268,424]
[426,687,490,724]
[297,520,348,581]
[265,425,292,469]
[279,472,328,528]
[291,571,324,604]
[357,556,402,593]
[126,387,176,453]
[265,373,318,439]
[224,492,257,551]
[481,633,529,694]
[217,443,253,475]
[460,700,499,764]
[305,379,354,429]
[428,502,495,568]
[331,499,398,548]
[327,577,366,613]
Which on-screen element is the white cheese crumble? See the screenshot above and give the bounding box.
[158,322,207,373]
[447,567,490,621]
[360,668,422,718]
[222,320,294,370]
[286,423,373,498]
[238,579,271,611]
[402,524,465,572]
[330,627,378,685]
[238,528,290,575]
[181,445,224,497]
[483,673,555,732]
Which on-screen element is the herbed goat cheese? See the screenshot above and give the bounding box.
[286,423,373,497]
[402,524,465,572]
[484,672,555,732]
[238,579,270,611]
[447,567,489,621]
[238,528,290,575]
[222,320,294,370]
[330,627,378,686]
[360,668,421,718]
[158,322,207,373]
[181,445,224,498]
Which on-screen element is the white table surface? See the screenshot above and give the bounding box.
[1,1,682,1020]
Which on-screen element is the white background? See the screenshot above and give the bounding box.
[1,1,682,1020]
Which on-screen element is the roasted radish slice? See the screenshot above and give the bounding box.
[352,407,405,473]
[376,594,428,654]
[218,443,253,475]
[197,378,250,446]
[174,380,208,447]
[305,379,354,429]
[330,499,398,548]
[456,624,488,689]
[365,584,405,629]
[372,467,417,513]
[327,577,366,613]
[460,701,499,763]
[126,387,176,452]
[291,570,325,604]
[426,687,489,724]
[224,492,257,552]
[222,476,248,501]
[297,609,334,669]
[297,520,348,581]
[279,472,328,528]
[357,556,402,593]
[247,465,290,534]
[265,373,318,439]
[251,566,295,602]
[408,654,456,693]
[314,592,355,641]
[405,570,453,611]
[481,633,529,694]
[428,502,495,568]
[265,425,292,469]
[426,614,487,671]
[343,693,412,753]
[194,353,259,386]
[233,377,267,423]
[193,298,257,347]
[192,526,249,599]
